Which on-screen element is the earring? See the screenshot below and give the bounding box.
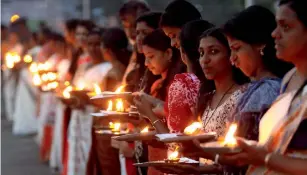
[260,45,266,56]
[260,48,264,56]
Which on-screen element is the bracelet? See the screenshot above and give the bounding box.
[264,153,273,166]
[152,119,161,125]
[214,154,220,164]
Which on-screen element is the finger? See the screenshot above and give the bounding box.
[236,137,251,151]
[192,139,201,148]
[133,98,142,108]
[132,92,140,96]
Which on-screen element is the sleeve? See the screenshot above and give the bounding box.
[234,80,281,140]
[167,74,200,133]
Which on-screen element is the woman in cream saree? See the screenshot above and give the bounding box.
[222,1,307,174]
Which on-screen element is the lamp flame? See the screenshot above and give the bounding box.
[168,147,180,160]
[115,85,125,93]
[64,81,70,86]
[63,86,73,99]
[223,124,237,147]
[107,101,113,111]
[94,83,101,95]
[76,81,85,90]
[33,74,42,86]
[29,62,38,73]
[10,14,20,23]
[109,122,121,131]
[115,99,124,112]
[184,122,202,135]
[23,54,32,63]
[141,127,149,133]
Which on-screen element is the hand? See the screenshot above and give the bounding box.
[119,141,135,158]
[221,137,268,167]
[133,92,154,119]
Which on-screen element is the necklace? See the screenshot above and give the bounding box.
[202,83,235,128]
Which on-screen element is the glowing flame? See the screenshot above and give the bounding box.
[94,83,101,95]
[184,122,202,135]
[141,127,149,133]
[223,124,237,147]
[109,122,121,131]
[10,14,20,23]
[47,72,57,81]
[115,85,125,93]
[23,54,32,63]
[168,147,180,160]
[115,99,124,112]
[63,86,73,99]
[107,101,113,111]
[64,81,70,86]
[33,74,42,86]
[47,82,59,89]
[41,74,48,82]
[76,81,85,91]
[38,62,51,71]
[29,62,38,73]
[5,52,21,68]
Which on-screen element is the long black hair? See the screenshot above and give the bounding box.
[196,28,250,117]
[160,0,202,28]
[223,5,293,78]
[179,20,214,81]
[102,27,131,66]
[133,12,162,93]
[142,29,185,100]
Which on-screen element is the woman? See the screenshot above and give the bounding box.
[223,5,293,141]
[12,32,41,135]
[67,27,112,175]
[101,27,132,90]
[222,1,307,174]
[135,20,215,134]
[69,20,95,83]
[198,28,250,139]
[160,0,202,49]
[126,12,161,92]
[134,29,185,175]
[118,12,162,175]
[86,27,132,175]
[3,28,24,121]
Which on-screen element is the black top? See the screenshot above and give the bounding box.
[288,119,307,150]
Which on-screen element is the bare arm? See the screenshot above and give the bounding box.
[267,153,307,175]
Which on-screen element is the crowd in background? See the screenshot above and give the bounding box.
[1,0,307,175]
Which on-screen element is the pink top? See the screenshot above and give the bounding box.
[165,73,200,133]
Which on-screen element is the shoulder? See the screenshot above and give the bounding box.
[240,78,282,112]
[280,68,297,93]
[173,73,200,85]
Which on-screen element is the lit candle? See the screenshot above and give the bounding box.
[141,127,149,133]
[33,73,42,86]
[76,81,85,91]
[93,83,102,95]
[63,86,73,99]
[29,62,38,73]
[115,99,124,112]
[184,122,202,135]
[222,124,237,147]
[109,122,121,132]
[23,54,32,63]
[107,101,113,111]
[115,85,125,93]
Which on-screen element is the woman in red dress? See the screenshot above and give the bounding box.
[134,29,185,175]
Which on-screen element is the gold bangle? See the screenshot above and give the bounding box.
[264,153,273,166]
[152,119,161,125]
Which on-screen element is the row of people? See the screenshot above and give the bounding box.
[2,0,307,175]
